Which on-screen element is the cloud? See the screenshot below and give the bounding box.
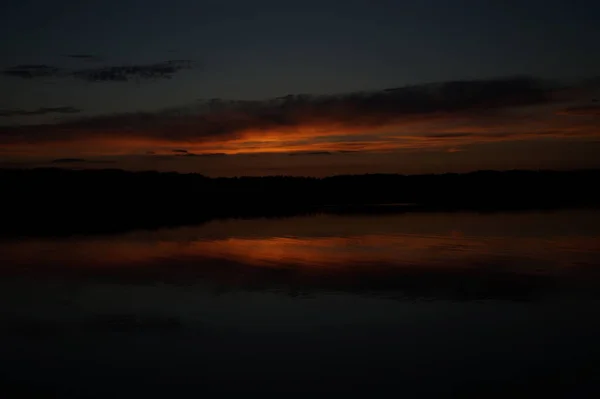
[557,105,600,116]
[425,133,474,139]
[0,107,82,117]
[177,152,228,157]
[2,64,62,79]
[288,151,333,156]
[167,149,228,157]
[50,158,114,164]
[51,158,87,163]
[0,76,598,157]
[62,54,101,61]
[69,60,193,82]
[2,60,193,82]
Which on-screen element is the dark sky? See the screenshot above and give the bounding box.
[1,0,599,175]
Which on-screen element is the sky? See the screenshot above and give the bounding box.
[1,0,599,176]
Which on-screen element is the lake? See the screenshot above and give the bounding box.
[1,209,600,397]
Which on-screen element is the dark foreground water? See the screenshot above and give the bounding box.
[1,209,600,397]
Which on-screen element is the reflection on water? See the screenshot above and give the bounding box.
[6,233,599,270]
[2,209,599,300]
[1,210,600,396]
[3,209,600,270]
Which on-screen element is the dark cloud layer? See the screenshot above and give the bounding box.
[62,54,101,61]
[2,64,62,79]
[558,105,600,116]
[2,60,193,82]
[51,158,87,163]
[425,133,474,139]
[0,107,82,117]
[50,158,114,164]
[0,76,593,156]
[70,60,193,82]
[288,151,333,156]
[176,152,228,157]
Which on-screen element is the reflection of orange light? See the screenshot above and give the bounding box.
[189,236,438,267]
[2,234,599,274]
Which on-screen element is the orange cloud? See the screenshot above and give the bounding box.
[1,76,598,159]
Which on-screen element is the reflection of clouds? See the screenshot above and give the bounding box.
[196,235,600,272]
[191,235,481,268]
[1,213,600,304]
[1,210,600,308]
[1,231,599,274]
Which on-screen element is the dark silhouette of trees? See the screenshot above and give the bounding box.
[2,167,599,237]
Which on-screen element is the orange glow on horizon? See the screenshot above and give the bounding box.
[1,106,599,159]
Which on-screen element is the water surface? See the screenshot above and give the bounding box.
[1,209,600,397]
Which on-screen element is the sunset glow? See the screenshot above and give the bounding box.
[1,75,599,174]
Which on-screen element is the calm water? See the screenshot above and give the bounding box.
[1,209,600,397]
